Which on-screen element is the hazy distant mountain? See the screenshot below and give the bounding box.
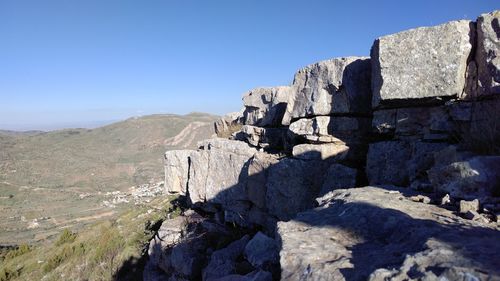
[0,113,218,244]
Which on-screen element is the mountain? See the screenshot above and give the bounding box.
[0,113,218,244]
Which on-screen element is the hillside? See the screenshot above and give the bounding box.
[0,113,218,245]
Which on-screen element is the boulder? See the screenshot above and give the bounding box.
[372,102,473,139]
[371,20,474,108]
[188,139,257,205]
[244,232,279,268]
[277,187,500,281]
[289,116,371,144]
[242,86,290,127]
[476,10,500,96]
[282,57,371,125]
[233,125,288,151]
[429,156,500,199]
[214,111,244,138]
[266,157,328,221]
[459,199,480,214]
[203,235,250,281]
[246,152,280,209]
[319,164,358,196]
[164,150,193,195]
[147,216,186,272]
[366,141,447,187]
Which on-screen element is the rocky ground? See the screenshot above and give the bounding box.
[144,10,500,281]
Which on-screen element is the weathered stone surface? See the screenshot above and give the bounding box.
[366,141,447,186]
[372,103,473,140]
[197,138,257,157]
[460,199,480,214]
[371,20,474,108]
[203,235,250,281]
[147,216,186,273]
[233,125,288,151]
[266,158,328,221]
[278,187,500,281]
[476,10,500,96]
[429,156,500,199]
[246,152,280,209]
[242,86,290,127]
[188,139,257,205]
[292,143,349,161]
[215,111,244,137]
[164,150,193,195]
[282,57,371,125]
[289,116,371,143]
[320,164,358,196]
[244,232,279,268]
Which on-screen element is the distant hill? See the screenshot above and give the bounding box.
[0,113,218,244]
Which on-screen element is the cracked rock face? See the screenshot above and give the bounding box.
[282,57,372,125]
[476,10,500,96]
[242,86,290,127]
[277,187,500,281]
[371,20,474,108]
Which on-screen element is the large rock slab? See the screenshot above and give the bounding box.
[292,143,350,161]
[371,20,474,108]
[429,155,500,199]
[366,141,447,187]
[282,57,371,125]
[476,10,500,96]
[233,125,288,151]
[164,150,194,195]
[289,116,371,144]
[242,86,290,127]
[203,235,250,281]
[319,164,358,196]
[266,158,328,221]
[278,187,500,281]
[188,139,257,205]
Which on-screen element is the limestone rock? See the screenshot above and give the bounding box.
[214,111,244,138]
[460,199,480,214]
[289,116,371,144]
[282,57,371,125]
[371,20,474,108]
[164,150,193,195]
[246,152,280,209]
[147,216,186,273]
[242,86,290,127]
[211,270,272,281]
[266,158,328,221]
[366,141,447,187]
[476,10,500,96]
[292,143,349,161]
[319,164,358,196]
[278,187,500,281]
[203,235,250,281]
[429,156,500,199]
[244,232,279,268]
[188,139,257,206]
[233,125,288,151]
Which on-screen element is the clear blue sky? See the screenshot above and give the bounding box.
[0,0,497,130]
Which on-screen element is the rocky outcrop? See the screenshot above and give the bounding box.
[476,11,500,96]
[371,20,474,108]
[154,10,500,281]
[282,57,371,125]
[242,87,290,127]
[278,187,500,281]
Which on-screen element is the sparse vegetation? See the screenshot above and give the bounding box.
[0,113,217,245]
[0,195,179,281]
